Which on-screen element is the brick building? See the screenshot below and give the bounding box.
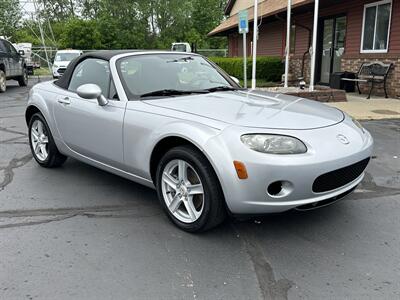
[209,0,400,98]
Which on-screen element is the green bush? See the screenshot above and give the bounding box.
[209,56,283,82]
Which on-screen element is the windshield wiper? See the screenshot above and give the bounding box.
[140,89,207,98]
[167,56,194,63]
[201,86,243,93]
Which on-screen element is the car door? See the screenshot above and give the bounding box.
[3,41,21,76]
[53,58,125,168]
[0,40,13,76]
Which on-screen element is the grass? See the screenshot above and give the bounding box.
[33,68,52,76]
[239,79,280,88]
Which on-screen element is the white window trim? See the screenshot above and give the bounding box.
[360,0,392,54]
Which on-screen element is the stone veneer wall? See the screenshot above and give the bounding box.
[287,55,399,99]
[289,56,311,83]
[341,56,400,99]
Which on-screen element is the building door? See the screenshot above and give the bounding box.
[318,16,347,84]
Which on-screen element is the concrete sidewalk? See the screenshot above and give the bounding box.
[327,93,400,120]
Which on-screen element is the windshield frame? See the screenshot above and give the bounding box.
[115,53,240,101]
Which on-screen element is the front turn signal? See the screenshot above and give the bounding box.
[233,161,248,179]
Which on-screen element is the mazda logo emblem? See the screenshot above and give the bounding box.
[337,134,350,145]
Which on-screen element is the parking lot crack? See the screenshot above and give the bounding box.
[0,214,78,229]
[0,205,161,229]
[0,126,27,136]
[233,225,294,300]
[352,172,400,199]
[0,153,33,191]
[0,135,28,145]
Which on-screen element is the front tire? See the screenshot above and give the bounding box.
[28,113,67,168]
[156,145,226,232]
[0,70,6,92]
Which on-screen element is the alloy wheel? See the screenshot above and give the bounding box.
[30,119,49,161]
[161,159,205,223]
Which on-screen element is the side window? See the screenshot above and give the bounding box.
[68,58,111,96]
[0,41,6,53]
[3,41,17,54]
[9,44,17,55]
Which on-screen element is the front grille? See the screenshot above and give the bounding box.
[312,158,370,193]
[57,68,66,74]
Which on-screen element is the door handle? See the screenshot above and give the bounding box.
[58,97,71,105]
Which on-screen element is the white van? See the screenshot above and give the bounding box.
[171,43,192,53]
[52,49,82,78]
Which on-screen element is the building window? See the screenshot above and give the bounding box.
[361,0,392,53]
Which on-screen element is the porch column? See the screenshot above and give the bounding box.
[284,0,292,88]
[251,0,258,89]
[309,0,319,91]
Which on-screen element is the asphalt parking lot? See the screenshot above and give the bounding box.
[1,78,399,300]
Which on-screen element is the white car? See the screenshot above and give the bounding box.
[52,50,82,78]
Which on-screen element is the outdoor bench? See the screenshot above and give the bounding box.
[341,62,392,99]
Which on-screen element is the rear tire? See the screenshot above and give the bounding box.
[156,145,226,232]
[28,112,67,168]
[0,70,6,93]
[17,68,28,87]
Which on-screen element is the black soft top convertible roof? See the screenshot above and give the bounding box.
[54,50,142,89]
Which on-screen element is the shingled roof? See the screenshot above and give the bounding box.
[210,0,313,36]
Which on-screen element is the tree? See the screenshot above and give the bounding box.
[0,0,21,40]
[14,0,228,50]
[60,18,102,49]
[37,0,80,21]
[191,0,227,48]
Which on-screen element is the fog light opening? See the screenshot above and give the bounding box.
[267,181,293,198]
[267,181,283,196]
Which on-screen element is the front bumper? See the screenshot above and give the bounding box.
[204,117,373,214]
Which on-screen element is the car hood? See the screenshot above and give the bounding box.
[53,61,71,68]
[144,90,344,130]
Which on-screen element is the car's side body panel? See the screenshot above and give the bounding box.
[27,82,154,188]
[123,101,222,181]
[53,88,126,168]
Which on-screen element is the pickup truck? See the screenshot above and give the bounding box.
[0,38,28,93]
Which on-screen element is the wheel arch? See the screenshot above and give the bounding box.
[150,136,199,183]
[149,135,225,195]
[0,63,5,73]
[25,105,42,126]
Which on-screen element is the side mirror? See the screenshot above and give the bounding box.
[18,50,25,56]
[77,84,108,106]
[230,76,240,85]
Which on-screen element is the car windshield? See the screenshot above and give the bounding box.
[172,44,187,52]
[117,54,235,99]
[55,52,80,62]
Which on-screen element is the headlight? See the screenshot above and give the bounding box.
[241,134,307,154]
[53,64,58,68]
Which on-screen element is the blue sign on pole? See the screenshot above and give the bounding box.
[238,10,248,88]
[238,10,249,34]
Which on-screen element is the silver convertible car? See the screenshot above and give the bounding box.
[26,51,373,232]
